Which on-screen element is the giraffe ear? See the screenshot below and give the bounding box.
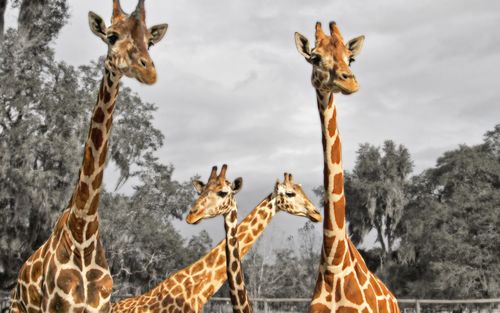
[88,11,107,43]
[294,32,312,61]
[347,35,365,58]
[149,24,168,45]
[192,180,205,195]
[232,177,243,194]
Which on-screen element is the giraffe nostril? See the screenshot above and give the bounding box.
[139,58,148,68]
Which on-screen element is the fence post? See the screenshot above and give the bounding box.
[415,300,421,313]
[264,299,269,313]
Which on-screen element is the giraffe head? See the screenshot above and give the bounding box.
[273,173,322,222]
[295,21,365,94]
[88,0,168,84]
[186,165,243,224]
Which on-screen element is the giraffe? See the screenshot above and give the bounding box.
[186,164,253,313]
[9,1,168,312]
[112,169,322,313]
[294,22,400,313]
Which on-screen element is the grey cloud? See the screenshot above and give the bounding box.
[43,0,500,248]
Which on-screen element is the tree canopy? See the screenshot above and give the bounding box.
[395,126,500,298]
[313,132,499,298]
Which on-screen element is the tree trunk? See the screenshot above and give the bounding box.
[374,220,388,269]
[17,0,46,42]
[16,0,67,47]
[374,221,387,254]
[0,0,7,42]
[387,223,393,262]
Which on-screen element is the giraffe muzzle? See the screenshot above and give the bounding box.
[308,209,323,222]
[136,67,157,85]
[186,212,202,225]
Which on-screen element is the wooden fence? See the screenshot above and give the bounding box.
[1,297,499,312]
[203,297,500,313]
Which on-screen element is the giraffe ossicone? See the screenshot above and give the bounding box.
[294,22,400,313]
[112,169,321,312]
[9,1,168,312]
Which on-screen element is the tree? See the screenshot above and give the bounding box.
[396,127,500,298]
[0,0,6,41]
[185,230,213,265]
[242,238,267,299]
[0,30,85,288]
[263,237,302,298]
[345,140,413,266]
[242,225,321,300]
[13,0,68,47]
[484,124,500,159]
[99,153,198,298]
[296,221,320,296]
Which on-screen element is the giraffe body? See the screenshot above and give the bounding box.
[9,1,168,312]
[111,196,275,313]
[113,171,321,313]
[294,22,400,313]
[9,70,120,313]
[187,165,253,313]
[310,93,399,313]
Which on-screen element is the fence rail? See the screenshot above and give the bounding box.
[1,297,500,313]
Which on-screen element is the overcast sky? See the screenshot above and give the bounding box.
[6,0,499,249]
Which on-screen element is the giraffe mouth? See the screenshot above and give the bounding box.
[308,209,323,222]
[333,75,359,95]
[335,82,358,95]
[186,213,202,225]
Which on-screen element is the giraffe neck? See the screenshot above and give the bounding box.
[317,90,346,240]
[308,90,351,312]
[67,66,121,244]
[308,93,401,312]
[316,89,350,278]
[112,195,276,312]
[224,203,253,313]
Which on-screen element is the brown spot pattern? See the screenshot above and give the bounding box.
[364,284,377,311]
[82,146,95,176]
[328,115,337,137]
[93,107,105,123]
[332,240,346,265]
[57,269,84,302]
[49,293,70,312]
[99,141,108,166]
[333,173,343,195]
[343,272,363,305]
[88,195,100,215]
[91,128,103,150]
[331,136,342,165]
[334,196,345,229]
[337,307,358,313]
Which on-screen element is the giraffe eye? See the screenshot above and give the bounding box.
[349,57,355,65]
[285,192,296,198]
[107,33,119,45]
[310,54,321,65]
[217,191,228,198]
[148,41,154,50]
